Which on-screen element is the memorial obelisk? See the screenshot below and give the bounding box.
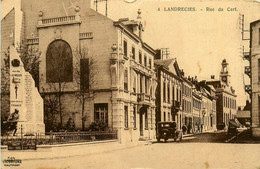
[9,45,45,135]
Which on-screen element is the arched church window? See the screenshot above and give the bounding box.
[46,40,73,83]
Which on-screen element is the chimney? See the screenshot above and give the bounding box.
[211,75,215,79]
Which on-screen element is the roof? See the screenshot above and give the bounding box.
[154,58,175,68]
[237,110,250,118]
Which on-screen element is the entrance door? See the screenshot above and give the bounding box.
[140,112,143,136]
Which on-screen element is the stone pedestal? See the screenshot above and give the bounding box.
[9,45,45,135]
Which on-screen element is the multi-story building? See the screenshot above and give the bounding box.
[250,19,260,138]
[191,79,202,132]
[154,55,183,129]
[182,77,193,133]
[199,81,217,131]
[206,60,237,129]
[1,0,158,142]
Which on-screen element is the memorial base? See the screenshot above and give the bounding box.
[16,122,45,135]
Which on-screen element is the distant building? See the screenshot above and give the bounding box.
[154,56,182,129]
[182,77,193,133]
[250,19,260,138]
[206,59,237,129]
[236,101,250,127]
[191,79,202,132]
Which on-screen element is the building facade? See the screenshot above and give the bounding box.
[1,0,158,142]
[182,78,193,133]
[206,60,237,129]
[154,56,182,129]
[192,81,202,132]
[250,19,260,138]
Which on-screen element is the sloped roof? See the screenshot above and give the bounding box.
[154,58,175,68]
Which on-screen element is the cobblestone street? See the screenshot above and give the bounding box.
[10,132,259,169]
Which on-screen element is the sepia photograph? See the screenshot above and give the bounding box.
[1,0,260,168]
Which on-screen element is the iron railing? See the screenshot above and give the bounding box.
[1,131,118,148]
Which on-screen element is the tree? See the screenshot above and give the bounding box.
[41,87,60,132]
[16,42,41,88]
[73,47,98,130]
[42,40,73,127]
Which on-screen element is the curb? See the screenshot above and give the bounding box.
[2,141,147,161]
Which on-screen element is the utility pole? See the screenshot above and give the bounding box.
[94,0,109,16]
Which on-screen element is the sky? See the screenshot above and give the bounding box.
[1,0,260,107]
[94,0,260,107]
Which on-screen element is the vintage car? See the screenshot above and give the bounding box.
[156,121,183,142]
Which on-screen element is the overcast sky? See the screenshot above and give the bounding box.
[2,0,260,107]
[97,0,260,107]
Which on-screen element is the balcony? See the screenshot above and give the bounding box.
[130,59,153,77]
[27,38,39,45]
[243,52,250,61]
[244,66,251,78]
[37,15,81,28]
[244,85,251,95]
[173,100,180,110]
[79,32,93,40]
[137,93,151,105]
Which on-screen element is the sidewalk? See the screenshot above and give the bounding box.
[1,140,147,161]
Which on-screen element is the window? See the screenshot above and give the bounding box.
[151,110,153,128]
[145,77,148,94]
[139,51,142,64]
[149,58,152,69]
[168,82,170,103]
[145,112,148,129]
[259,28,260,45]
[144,54,147,67]
[168,112,170,121]
[132,46,135,60]
[258,59,260,82]
[179,89,182,102]
[46,40,73,83]
[176,88,179,102]
[124,106,128,128]
[164,112,166,121]
[172,86,175,102]
[140,75,143,93]
[124,40,127,57]
[124,69,128,91]
[80,58,90,91]
[133,106,137,128]
[94,103,108,124]
[163,81,166,102]
[133,76,136,93]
